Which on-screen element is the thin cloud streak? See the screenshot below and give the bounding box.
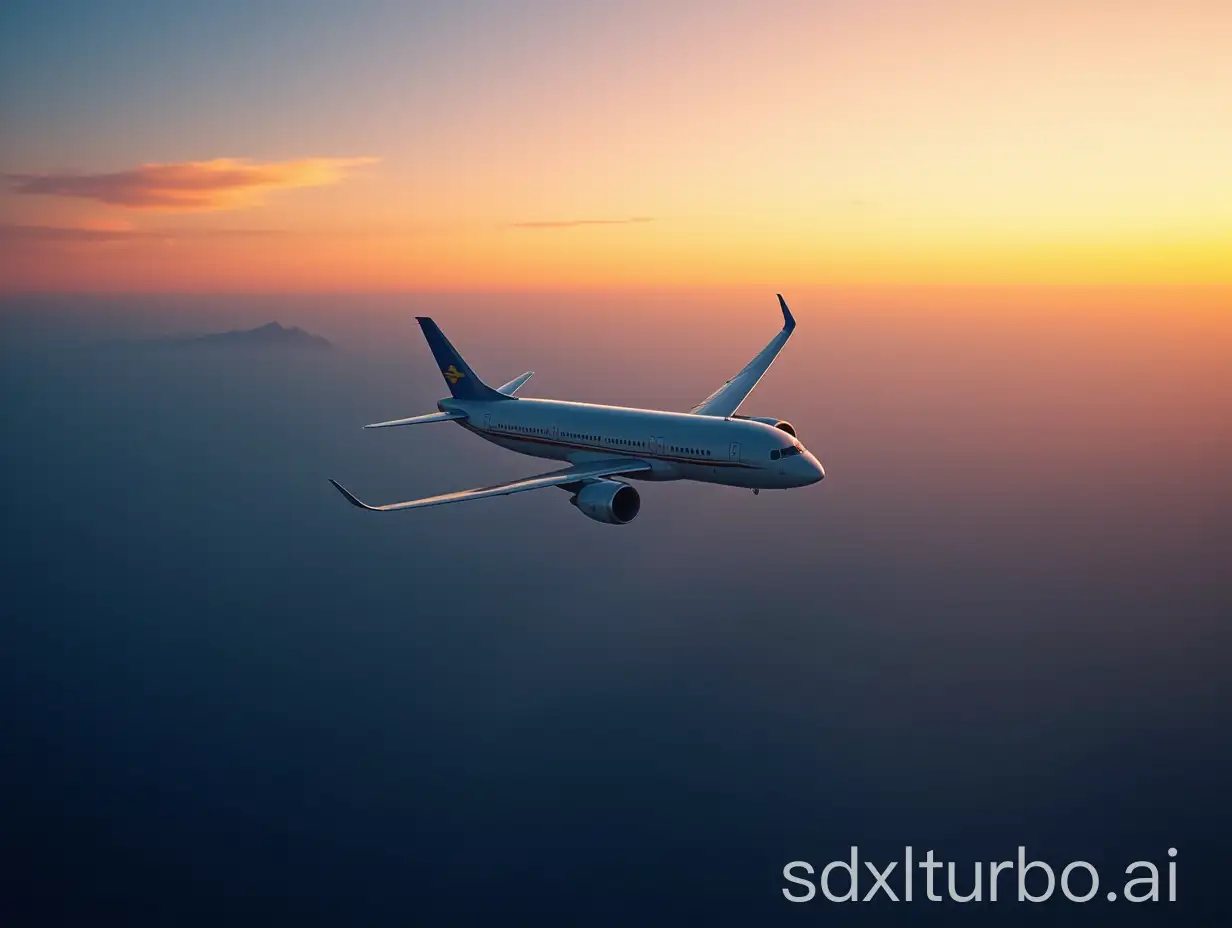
[6,157,378,211]
[509,216,654,229]
[0,223,290,243]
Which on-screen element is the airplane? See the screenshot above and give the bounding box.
[329,294,824,524]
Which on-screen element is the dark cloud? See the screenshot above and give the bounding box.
[0,224,142,243]
[0,223,289,244]
[6,157,378,211]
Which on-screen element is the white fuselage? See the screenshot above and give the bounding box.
[440,396,825,490]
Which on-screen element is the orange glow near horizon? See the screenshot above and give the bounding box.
[5,221,1230,294]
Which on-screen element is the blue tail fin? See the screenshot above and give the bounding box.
[416,317,509,401]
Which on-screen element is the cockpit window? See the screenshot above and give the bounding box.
[772,439,807,461]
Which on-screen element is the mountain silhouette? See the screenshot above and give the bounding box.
[175,321,332,349]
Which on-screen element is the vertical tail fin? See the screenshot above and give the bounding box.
[416,317,509,401]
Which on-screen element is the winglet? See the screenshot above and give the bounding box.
[777,293,796,332]
[329,478,378,511]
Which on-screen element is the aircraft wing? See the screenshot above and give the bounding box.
[329,458,651,513]
[689,294,796,417]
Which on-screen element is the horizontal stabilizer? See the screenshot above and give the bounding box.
[497,371,534,396]
[363,410,467,429]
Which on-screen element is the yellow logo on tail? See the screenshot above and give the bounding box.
[443,364,465,385]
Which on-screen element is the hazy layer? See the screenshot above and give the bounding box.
[3,289,1229,923]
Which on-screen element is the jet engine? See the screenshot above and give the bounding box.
[571,479,641,524]
[732,414,796,437]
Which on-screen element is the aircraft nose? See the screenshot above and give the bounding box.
[805,451,824,484]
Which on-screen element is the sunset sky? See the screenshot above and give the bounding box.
[2,0,1230,291]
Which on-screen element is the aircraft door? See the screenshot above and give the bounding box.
[484,413,491,431]
[729,441,741,463]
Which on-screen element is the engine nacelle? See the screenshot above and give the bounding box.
[733,414,796,437]
[570,479,641,525]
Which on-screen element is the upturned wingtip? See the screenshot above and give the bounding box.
[329,478,373,510]
[776,293,796,331]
